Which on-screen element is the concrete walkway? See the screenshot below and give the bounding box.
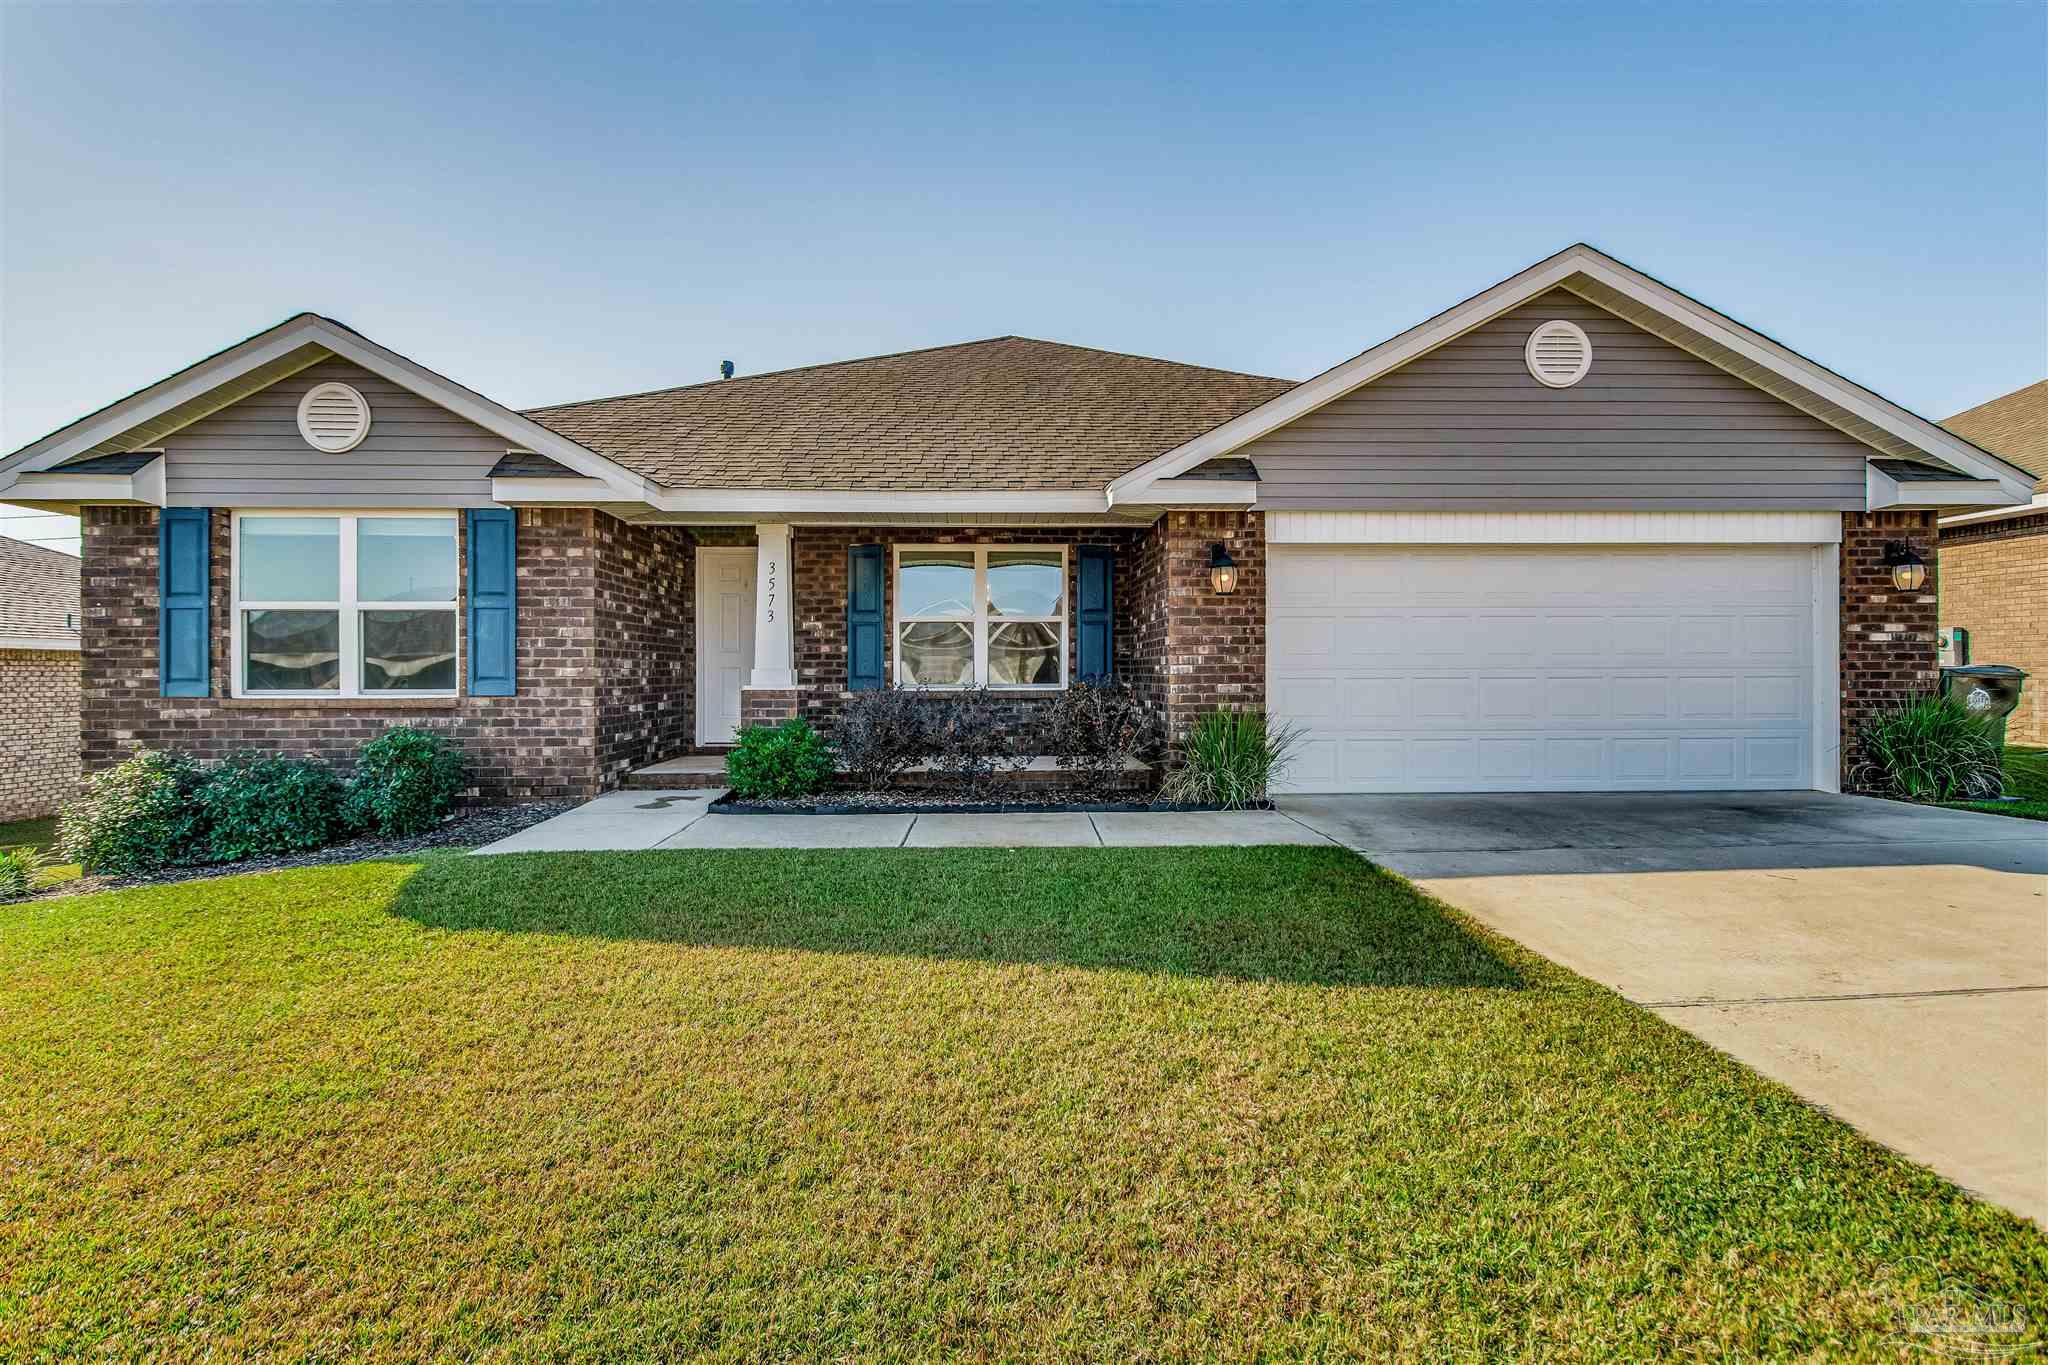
[474,790,1332,853]
[1279,791,2048,1225]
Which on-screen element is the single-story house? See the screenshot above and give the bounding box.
[0,534,82,820]
[0,244,2033,800]
[1938,380,2047,744]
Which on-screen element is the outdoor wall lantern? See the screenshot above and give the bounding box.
[1882,540,1928,593]
[1209,543,1239,595]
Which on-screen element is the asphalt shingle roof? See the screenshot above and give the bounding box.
[521,337,1293,491]
[0,534,80,641]
[1944,380,2048,494]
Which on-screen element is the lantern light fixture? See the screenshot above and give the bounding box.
[1208,543,1239,595]
[1882,541,1928,593]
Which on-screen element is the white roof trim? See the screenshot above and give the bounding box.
[1940,491,2048,528]
[1107,244,2037,507]
[6,456,165,510]
[644,488,1115,515]
[0,315,653,505]
[0,635,80,652]
[1865,464,2009,511]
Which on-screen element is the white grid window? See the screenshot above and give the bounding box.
[893,545,1066,689]
[232,511,460,697]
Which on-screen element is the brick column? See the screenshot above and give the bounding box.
[1840,510,1940,789]
[740,689,800,728]
[1148,510,1265,746]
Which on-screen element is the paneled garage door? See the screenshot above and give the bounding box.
[1268,544,1819,792]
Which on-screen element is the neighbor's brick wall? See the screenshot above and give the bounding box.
[1840,510,1941,787]
[786,525,1151,746]
[78,506,673,803]
[0,648,81,820]
[1939,513,2048,745]
[592,517,696,787]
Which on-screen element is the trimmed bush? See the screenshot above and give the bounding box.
[199,753,348,863]
[58,750,212,874]
[726,718,837,798]
[926,686,1028,797]
[835,686,933,789]
[343,727,468,837]
[1160,709,1306,809]
[0,847,46,902]
[1048,678,1155,796]
[1852,695,2005,802]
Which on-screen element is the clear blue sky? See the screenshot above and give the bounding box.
[4,1,2043,554]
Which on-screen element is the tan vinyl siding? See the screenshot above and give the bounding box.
[162,357,505,507]
[1242,291,1870,512]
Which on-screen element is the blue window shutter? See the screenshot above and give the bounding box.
[847,544,886,691]
[466,508,517,696]
[1077,545,1114,682]
[158,507,210,697]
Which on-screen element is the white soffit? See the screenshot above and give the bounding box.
[1267,510,1844,545]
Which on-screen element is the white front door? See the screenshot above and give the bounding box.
[1268,544,1821,793]
[696,547,757,745]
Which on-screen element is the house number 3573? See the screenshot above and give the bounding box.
[764,561,777,622]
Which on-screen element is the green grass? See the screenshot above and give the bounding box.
[0,815,78,890]
[3,848,2042,1358]
[1944,744,2048,821]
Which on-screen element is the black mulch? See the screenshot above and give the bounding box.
[27,802,575,901]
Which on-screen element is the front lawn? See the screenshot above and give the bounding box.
[1944,744,2048,821]
[3,848,2041,1357]
[0,814,78,890]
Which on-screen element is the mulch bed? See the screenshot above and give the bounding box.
[27,802,575,901]
[712,791,1271,815]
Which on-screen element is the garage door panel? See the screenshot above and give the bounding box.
[1270,545,1817,793]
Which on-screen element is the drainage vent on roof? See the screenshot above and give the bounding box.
[1524,320,1592,388]
[296,382,372,452]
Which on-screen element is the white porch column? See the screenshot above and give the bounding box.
[748,523,796,688]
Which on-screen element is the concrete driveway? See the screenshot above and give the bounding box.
[1279,791,2048,1225]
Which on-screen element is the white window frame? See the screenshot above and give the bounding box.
[230,509,462,699]
[892,544,1068,690]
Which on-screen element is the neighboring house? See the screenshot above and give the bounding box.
[0,534,82,820]
[1938,380,2047,743]
[0,244,2032,800]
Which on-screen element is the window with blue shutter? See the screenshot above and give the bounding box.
[847,544,886,690]
[158,507,211,697]
[1076,545,1114,682]
[466,508,517,696]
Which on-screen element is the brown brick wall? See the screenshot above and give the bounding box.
[0,648,81,820]
[739,689,801,727]
[593,517,696,787]
[785,526,1151,745]
[1939,514,2048,745]
[1150,510,1266,746]
[1840,510,1941,786]
[78,506,692,803]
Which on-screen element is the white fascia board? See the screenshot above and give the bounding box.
[1107,243,2037,507]
[1940,492,2048,527]
[1865,464,2009,510]
[0,636,81,652]
[0,315,654,505]
[490,476,630,504]
[1116,478,1257,506]
[7,468,161,507]
[645,488,1114,515]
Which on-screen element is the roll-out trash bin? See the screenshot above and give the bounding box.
[1939,664,2028,750]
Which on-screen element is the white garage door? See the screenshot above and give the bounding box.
[1269,545,1819,793]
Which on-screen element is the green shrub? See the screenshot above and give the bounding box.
[725,718,836,798]
[343,727,468,836]
[0,847,46,901]
[1852,695,2005,802]
[1159,709,1306,809]
[198,753,347,862]
[58,750,212,874]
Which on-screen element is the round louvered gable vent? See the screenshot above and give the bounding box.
[296,382,372,452]
[1524,320,1592,388]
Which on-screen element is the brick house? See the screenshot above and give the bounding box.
[1939,380,2047,744]
[0,534,82,820]
[1,244,2033,801]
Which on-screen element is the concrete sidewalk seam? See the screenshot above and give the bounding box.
[1640,984,2048,1009]
[1275,808,1345,847]
[898,816,916,848]
[1086,814,1103,847]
